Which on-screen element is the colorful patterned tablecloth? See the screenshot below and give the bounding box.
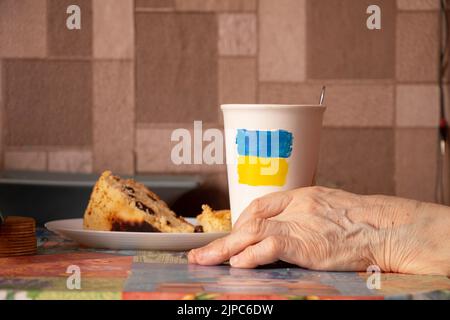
[0,228,449,300]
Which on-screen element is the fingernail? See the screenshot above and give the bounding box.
[230,256,239,266]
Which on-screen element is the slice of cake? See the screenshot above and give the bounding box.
[196,205,231,233]
[83,171,195,233]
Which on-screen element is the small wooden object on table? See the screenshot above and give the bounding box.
[0,216,37,257]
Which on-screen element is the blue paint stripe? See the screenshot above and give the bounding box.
[236,129,293,158]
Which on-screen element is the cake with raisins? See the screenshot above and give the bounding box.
[196,205,231,233]
[83,171,195,233]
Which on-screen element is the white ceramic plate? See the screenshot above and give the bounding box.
[45,218,228,251]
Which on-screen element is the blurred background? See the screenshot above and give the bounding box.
[0,0,449,222]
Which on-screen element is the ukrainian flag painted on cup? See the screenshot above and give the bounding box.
[236,129,293,186]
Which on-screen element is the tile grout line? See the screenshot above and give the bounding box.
[45,0,50,61]
[133,0,138,175]
[393,83,398,195]
[393,6,398,195]
[91,0,97,173]
[1,57,134,62]
[256,0,260,103]
[303,0,308,86]
[216,11,220,124]
[135,8,175,13]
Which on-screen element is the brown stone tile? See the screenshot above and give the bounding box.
[307,0,396,80]
[136,127,175,173]
[4,60,92,147]
[397,0,440,10]
[175,0,256,12]
[219,58,257,105]
[396,85,440,127]
[259,83,394,127]
[316,128,395,195]
[218,14,257,56]
[48,150,93,173]
[259,83,321,105]
[136,0,174,8]
[93,0,134,59]
[136,126,226,173]
[4,151,47,171]
[93,61,134,175]
[136,13,218,123]
[259,0,306,82]
[47,0,92,57]
[395,128,437,202]
[325,85,395,127]
[0,0,47,57]
[396,12,439,82]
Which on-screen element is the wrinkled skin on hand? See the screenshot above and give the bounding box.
[188,187,450,276]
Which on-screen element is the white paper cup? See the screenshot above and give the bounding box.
[221,104,326,225]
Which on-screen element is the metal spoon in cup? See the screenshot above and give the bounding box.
[319,86,326,106]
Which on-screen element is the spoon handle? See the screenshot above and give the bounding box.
[319,86,326,105]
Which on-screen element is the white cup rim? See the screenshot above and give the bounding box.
[221,104,326,110]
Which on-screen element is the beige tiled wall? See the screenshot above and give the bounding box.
[0,0,47,58]
[48,0,93,57]
[93,61,135,175]
[0,0,448,207]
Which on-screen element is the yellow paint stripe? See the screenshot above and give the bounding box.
[237,156,288,186]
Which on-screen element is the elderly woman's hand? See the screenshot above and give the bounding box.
[188,187,450,276]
